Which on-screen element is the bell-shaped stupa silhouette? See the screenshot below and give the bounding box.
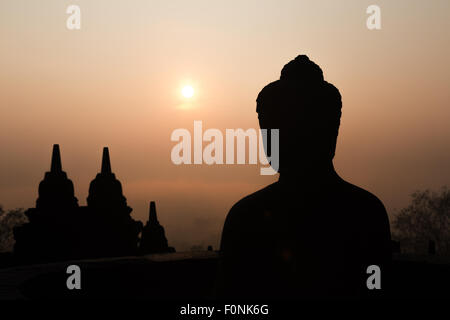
[87,147,128,210]
[14,145,178,263]
[14,145,79,262]
[140,201,175,254]
[84,147,142,257]
[36,144,78,210]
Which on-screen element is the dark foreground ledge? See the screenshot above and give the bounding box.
[0,252,448,299]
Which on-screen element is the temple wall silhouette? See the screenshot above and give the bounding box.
[13,145,174,263]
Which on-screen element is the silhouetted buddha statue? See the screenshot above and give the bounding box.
[14,144,79,261]
[217,55,392,298]
[140,201,175,254]
[85,147,142,257]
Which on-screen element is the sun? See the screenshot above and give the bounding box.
[182,85,194,98]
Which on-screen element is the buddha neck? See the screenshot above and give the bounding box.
[278,160,339,185]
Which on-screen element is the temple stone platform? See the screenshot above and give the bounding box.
[0,251,219,300]
[0,252,448,299]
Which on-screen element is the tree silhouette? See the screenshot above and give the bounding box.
[0,206,27,252]
[392,187,450,255]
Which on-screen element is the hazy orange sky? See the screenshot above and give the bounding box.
[1,0,449,250]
